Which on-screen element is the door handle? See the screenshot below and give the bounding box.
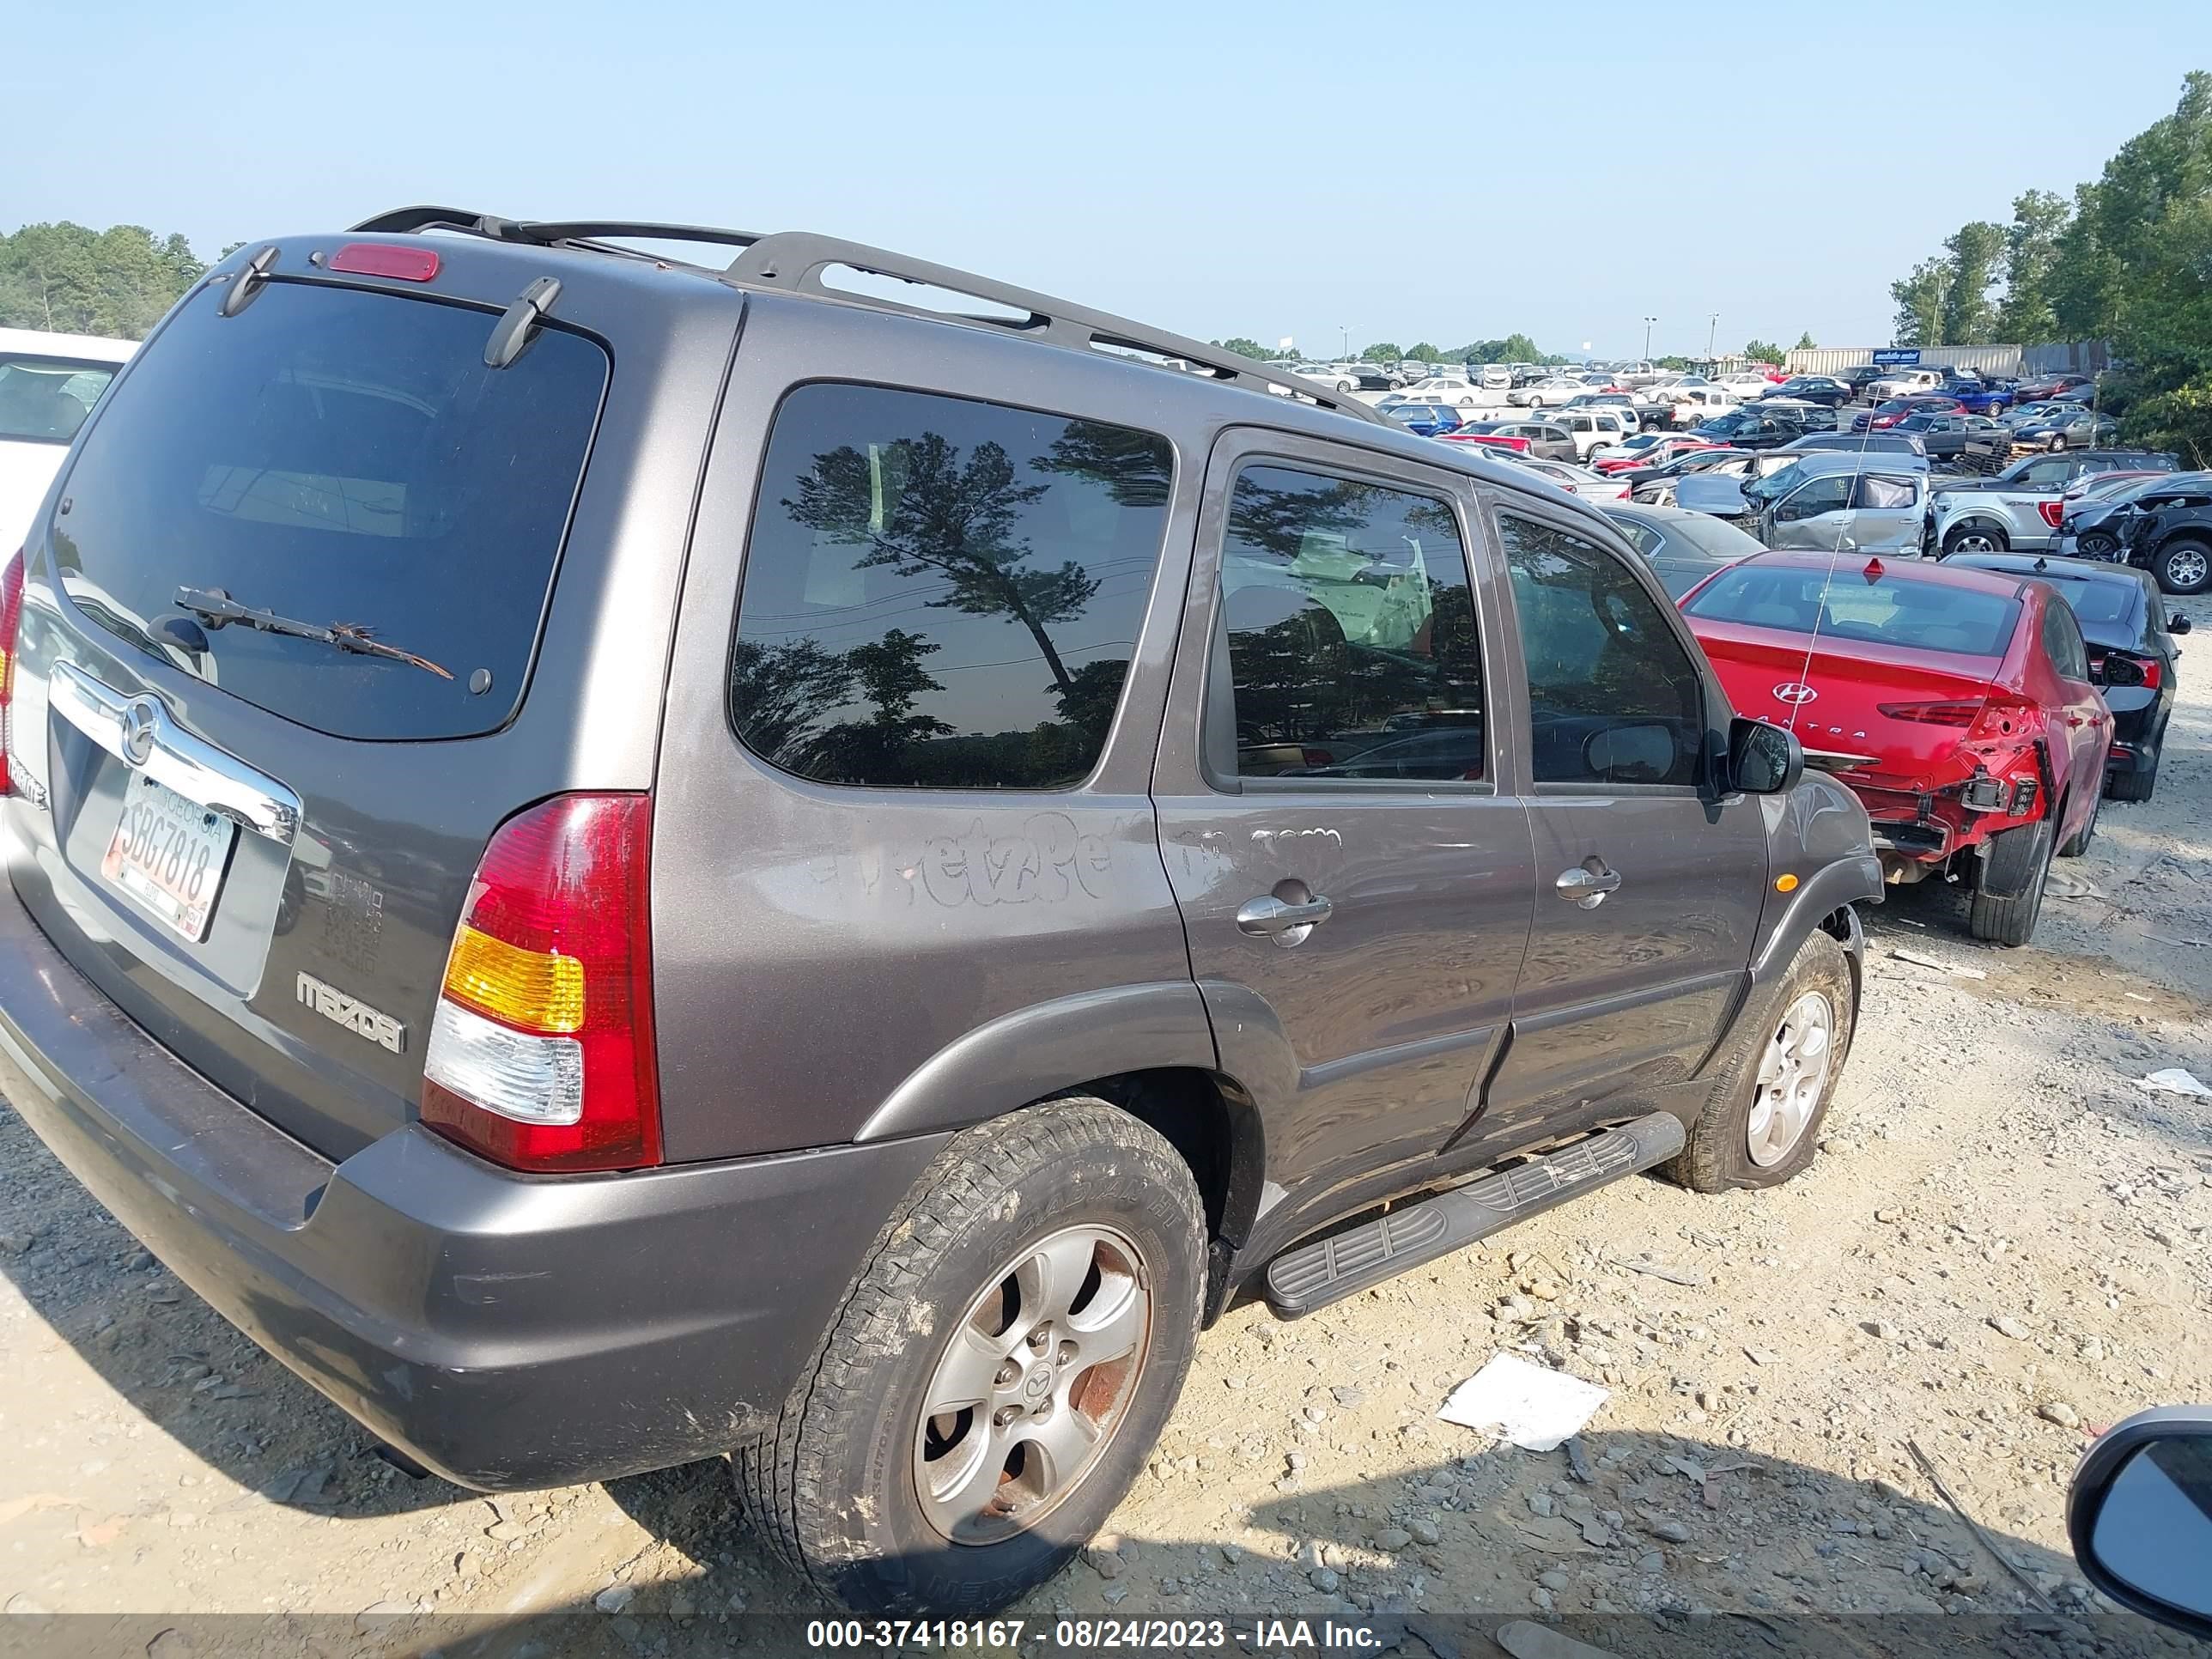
[1555,860,1622,909]
[1236,893,1334,941]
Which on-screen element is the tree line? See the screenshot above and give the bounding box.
[0,222,228,338]
[1884,73,2212,460]
[1212,333,1569,366]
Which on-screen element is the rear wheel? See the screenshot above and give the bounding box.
[2059,788,2100,857]
[1942,521,2008,557]
[1968,816,2055,946]
[2153,538,2212,596]
[735,1100,1206,1613]
[1666,929,1855,1193]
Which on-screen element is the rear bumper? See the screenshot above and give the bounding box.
[0,878,945,1491]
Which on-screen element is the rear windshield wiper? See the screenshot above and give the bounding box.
[174,586,455,681]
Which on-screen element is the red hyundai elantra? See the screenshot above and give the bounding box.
[1680,552,2111,945]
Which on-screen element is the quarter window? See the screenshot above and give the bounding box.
[1216,465,1486,782]
[730,384,1173,789]
[1499,514,1703,787]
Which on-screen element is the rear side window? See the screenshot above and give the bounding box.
[1215,464,1486,783]
[51,283,607,740]
[0,353,119,445]
[729,384,1171,790]
[2039,599,2091,678]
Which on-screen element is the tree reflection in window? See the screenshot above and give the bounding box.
[1220,465,1486,781]
[729,386,1172,789]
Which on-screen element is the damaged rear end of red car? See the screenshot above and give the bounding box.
[1680,552,2110,945]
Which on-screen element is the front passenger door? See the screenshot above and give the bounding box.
[1476,509,1767,1153]
[1764,472,1856,549]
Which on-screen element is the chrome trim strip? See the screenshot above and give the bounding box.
[48,661,301,848]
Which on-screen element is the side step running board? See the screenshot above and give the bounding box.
[1261,1113,1685,1318]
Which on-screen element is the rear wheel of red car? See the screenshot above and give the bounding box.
[734,1099,1206,1613]
[1667,929,1855,1193]
[1968,815,2056,946]
[2060,789,2100,857]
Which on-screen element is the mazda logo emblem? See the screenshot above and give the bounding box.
[1771,682,1818,706]
[119,700,160,767]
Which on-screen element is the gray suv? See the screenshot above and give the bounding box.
[0,209,1881,1613]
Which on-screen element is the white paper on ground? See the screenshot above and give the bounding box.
[1437,1352,1609,1451]
[2138,1067,2212,1098]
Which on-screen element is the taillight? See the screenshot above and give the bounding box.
[0,550,23,797]
[2038,501,2065,528]
[328,243,441,282]
[420,794,661,1172]
[2101,653,2158,690]
[1879,700,1982,726]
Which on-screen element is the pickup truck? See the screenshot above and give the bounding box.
[1926,449,2180,557]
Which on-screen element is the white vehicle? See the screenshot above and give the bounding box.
[1552,407,1638,459]
[1509,375,1590,408]
[1,327,137,555]
[1868,367,1944,401]
[1712,372,1777,401]
[1291,362,1358,392]
[1474,363,1513,391]
[1494,453,1633,501]
[1396,375,1486,408]
[1664,386,1741,425]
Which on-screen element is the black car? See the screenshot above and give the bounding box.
[2112,480,2212,594]
[1601,501,1770,598]
[1840,365,1889,399]
[1944,553,2189,799]
[1690,407,1819,451]
[2062,471,2212,559]
[1761,375,1850,407]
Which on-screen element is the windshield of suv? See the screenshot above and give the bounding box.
[1685,565,2021,655]
[0,352,120,445]
[49,281,609,740]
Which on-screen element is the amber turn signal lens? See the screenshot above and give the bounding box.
[442,924,586,1033]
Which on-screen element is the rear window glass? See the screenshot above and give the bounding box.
[729,383,1172,790]
[0,353,119,445]
[2043,578,2135,625]
[50,282,607,740]
[1684,566,2021,656]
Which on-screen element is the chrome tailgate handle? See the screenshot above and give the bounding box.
[48,661,301,847]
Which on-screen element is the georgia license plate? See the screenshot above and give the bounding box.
[100,776,239,943]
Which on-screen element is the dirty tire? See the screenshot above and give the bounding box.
[2059,789,2100,857]
[2107,766,2156,803]
[1968,815,2055,946]
[1666,927,1856,1193]
[733,1099,1206,1614]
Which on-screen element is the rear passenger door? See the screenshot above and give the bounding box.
[1152,431,1535,1241]
[1849,471,1927,552]
[2039,597,2108,812]
[1476,507,1767,1150]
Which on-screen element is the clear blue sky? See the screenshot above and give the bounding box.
[9,1,2210,358]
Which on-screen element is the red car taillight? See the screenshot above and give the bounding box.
[0,550,23,798]
[1879,700,1981,726]
[2038,501,2065,528]
[420,793,662,1172]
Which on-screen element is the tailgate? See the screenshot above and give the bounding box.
[4,274,613,1159]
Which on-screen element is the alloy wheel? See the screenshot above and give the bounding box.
[1747,992,1834,1168]
[913,1224,1152,1547]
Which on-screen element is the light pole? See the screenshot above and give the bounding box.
[1340,325,1351,360]
[1706,313,1719,360]
[1643,316,1657,361]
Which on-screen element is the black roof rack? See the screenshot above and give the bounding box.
[348,206,1386,427]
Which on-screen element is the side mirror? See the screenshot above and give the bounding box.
[2172,613,2193,635]
[2067,1408,2212,1639]
[1729,717,1802,795]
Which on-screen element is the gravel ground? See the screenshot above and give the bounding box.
[2,597,2208,1657]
